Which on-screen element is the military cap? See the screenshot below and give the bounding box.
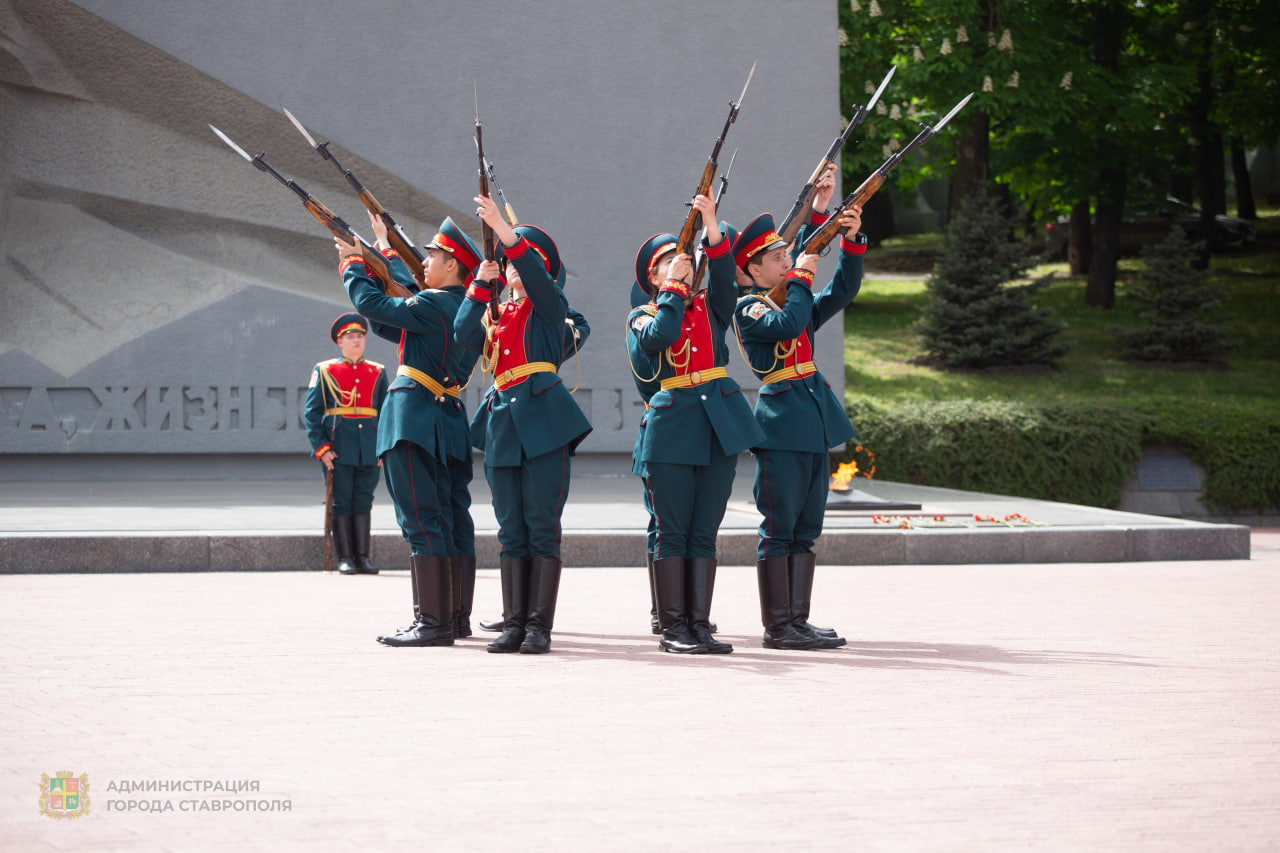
[634,233,679,297]
[426,216,483,280]
[498,224,561,282]
[732,213,787,271]
[330,312,368,343]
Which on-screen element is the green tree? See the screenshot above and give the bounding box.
[916,192,1070,368]
[1114,227,1237,363]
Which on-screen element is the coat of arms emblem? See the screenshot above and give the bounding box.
[39,771,90,819]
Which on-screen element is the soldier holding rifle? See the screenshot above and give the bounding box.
[304,313,388,575]
[732,165,864,650]
[627,193,763,655]
[456,195,592,655]
[333,214,482,648]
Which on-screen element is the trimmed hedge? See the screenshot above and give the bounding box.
[840,397,1280,512]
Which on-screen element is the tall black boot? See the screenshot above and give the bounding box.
[789,553,845,648]
[520,556,562,654]
[378,555,454,646]
[375,556,420,641]
[488,558,530,653]
[653,557,704,654]
[687,557,732,654]
[452,555,476,638]
[757,556,822,650]
[351,514,378,574]
[647,552,660,635]
[332,515,357,575]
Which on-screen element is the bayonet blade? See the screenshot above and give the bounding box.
[864,65,896,114]
[474,80,480,124]
[723,148,738,180]
[282,108,319,149]
[736,60,758,108]
[210,125,253,162]
[933,92,974,133]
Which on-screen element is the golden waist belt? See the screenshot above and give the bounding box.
[396,365,459,398]
[762,361,817,385]
[660,366,729,390]
[494,361,557,392]
[324,406,378,417]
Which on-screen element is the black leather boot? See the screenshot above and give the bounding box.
[376,557,420,641]
[487,558,530,653]
[653,556,704,654]
[377,555,454,646]
[647,552,660,635]
[351,514,378,574]
[520,556,562,654]
[789,553,845,648]
[688,557,732,654]
[452,555,476,638]
[757,556,822,650]
[332,515,357,574]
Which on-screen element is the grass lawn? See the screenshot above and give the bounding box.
[844,209,1280,412]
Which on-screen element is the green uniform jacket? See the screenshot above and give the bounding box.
[342,254,470,461]
[454,236,593,466]
[734,233,866,452]
[627,236,764,466]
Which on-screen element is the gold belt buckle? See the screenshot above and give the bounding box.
[690,370,701,385]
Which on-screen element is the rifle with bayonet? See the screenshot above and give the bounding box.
[473,84,500,324]
[766,92,974,308]
[483,157,518,228]
[209,125,415,299]
[676,62,756,259]
[282,108,427,289]
[689,148,738,293]
[776,65,896,246]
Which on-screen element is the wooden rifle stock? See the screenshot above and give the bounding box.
[355,188,427,288]
[676,159,717,257]
[763,171,885,307]
[300,197,416,299]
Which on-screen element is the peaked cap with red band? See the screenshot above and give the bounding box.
[425,217,482,280]
[497,224,561,282]
[732,213,788,271]
[330,312,368,343]
[634,233,679,298]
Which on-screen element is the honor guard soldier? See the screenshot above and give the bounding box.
[456,195,592,655]
[475,297,590,634]
[627,195,764,655]
[305,313,389,574]
[334,214,482,648]
[732,166,865,650]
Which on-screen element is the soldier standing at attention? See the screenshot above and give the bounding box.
[732,163,864,650]
[627,194,764,655]
[333,214,481,648]
[455,194,592,655]
[304,313,389,574]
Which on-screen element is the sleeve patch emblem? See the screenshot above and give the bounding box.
[631,314,653,332]
[745,302,770,320]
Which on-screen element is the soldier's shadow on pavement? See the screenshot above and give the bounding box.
[528,633,1155,676]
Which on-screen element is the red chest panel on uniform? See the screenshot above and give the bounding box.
[674,293,716,374]
[788,329,814,367]
[328,360,381,410]
[492,298,533,377]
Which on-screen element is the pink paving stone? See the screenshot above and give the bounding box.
[0,531,1276,852]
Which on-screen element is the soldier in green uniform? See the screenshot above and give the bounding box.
[626,194,764,655]
[333,214,481,648]
[455,194,592,655]
[732,163,865,650]
[304,313,389,574]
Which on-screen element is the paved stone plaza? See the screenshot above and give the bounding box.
[3,531,1277,851]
